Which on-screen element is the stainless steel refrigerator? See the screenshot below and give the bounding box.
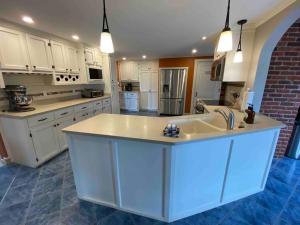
[159,68,187,115]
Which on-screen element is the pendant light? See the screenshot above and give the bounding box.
[217,0,233,53]
[234,19,247,63]
[100,0,114,53]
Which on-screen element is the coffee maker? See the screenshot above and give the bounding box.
[5,85,35,112]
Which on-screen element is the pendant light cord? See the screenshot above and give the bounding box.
[102,0,110,32]
[224,0,231,31]
[237,23,243,51]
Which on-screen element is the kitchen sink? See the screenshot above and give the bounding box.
[173,119,221,135]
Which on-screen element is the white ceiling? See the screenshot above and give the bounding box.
[0,0,295,59]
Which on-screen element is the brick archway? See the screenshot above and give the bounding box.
[260,18,300,157]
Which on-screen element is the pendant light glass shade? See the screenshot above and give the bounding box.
[100,0,114,54]
[217,30,233,52]
[100,32,114,53]
[233,50,243,63]
[217,0,233,53]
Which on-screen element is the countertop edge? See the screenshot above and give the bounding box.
[63,123,284,145]
[0,95,111,119]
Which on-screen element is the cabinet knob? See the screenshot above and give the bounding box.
[25,65,29,68]
[33,66,36,69]
[66,68,68,71]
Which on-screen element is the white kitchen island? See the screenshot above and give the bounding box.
[63,108,284,222]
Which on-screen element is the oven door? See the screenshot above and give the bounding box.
[88,67,103,81]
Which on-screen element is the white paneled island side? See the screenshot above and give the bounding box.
[63,107,284,222]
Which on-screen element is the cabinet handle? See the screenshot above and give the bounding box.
[38,118,48,122]
[60,112,68,116]
[52,65,55,69]
[70,69,72,72]
[81,106,87,110]
[57,123,60,126]
[66,68,68,71]
[25,65,29,68]
[33,65,36,69]
[54,124,57,127]
[73,118,76,121]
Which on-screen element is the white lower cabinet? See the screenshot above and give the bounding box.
[140,92,158,111]
[56,115,76,151]
[30,121,61,164]
[0,97,112,167]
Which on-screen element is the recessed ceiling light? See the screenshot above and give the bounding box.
[22,16,34,24]
[72,35,79,40]
[202,36,207,40]
[122,57,127,60]
[142,55,147,59]
[192,49,197,54]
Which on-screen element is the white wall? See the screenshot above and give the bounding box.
[247,1,300,112]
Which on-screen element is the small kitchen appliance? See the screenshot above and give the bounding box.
[5,85,35,112]
[81,89,104,98]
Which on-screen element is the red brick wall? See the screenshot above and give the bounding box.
[260,18,300,157]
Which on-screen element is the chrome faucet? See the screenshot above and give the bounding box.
[214,107,235,130]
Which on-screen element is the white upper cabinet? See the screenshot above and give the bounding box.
[139,71,158,92]
[84,48,102,67]
[66,46,80,74]
[119,61,139,81]
[84,48,94,65]
[26,34,53,72]
[139,61,158,72]
[0,27,30,71]
[50,40,68,73]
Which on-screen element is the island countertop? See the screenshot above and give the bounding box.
[63,106,285,145]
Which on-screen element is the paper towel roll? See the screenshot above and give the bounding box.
[241,90,255,111]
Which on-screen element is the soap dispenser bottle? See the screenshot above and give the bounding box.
[244,104,255,124]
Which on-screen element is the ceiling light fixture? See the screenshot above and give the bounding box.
[142,55,147,59]
[192,49,197,54]
[100,0,114,53]
[122,57,127,60]
[202,36,207,40]
[217,0,233,53]
[234,19,247,63]
[22,16,34,24]
[72,35,79,40]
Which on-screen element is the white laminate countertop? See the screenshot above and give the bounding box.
[0,95,111,118]
[63,106,285,145]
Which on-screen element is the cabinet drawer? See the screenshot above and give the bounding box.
[54,107,74,119]
[127,92,138,98]
[75,109,93,122]
[28,112,55,127]
[74,103,93,113]
[93,100,103,109]
[102,98,111,106]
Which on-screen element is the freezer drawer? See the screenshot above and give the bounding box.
[159,99,184,115]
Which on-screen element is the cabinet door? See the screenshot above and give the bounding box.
[102,105,111,113]
[50,41,68,73]
[149,92,158,110]
[66,46,80,74]
[94,49,103,67]
[129,62,139,81]
[140,92,150,110]
[119,62,128,81]
[56,116,75,151]
[26,34,52,72]
[30,121,60,163]
[139,72,151,92]
[84,48,94,65]
[0,27,29,71]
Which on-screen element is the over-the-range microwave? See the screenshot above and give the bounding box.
[87,65,103,82]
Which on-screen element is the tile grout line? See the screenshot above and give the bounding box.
[59,151,68,224]
[21,166,42,225]
[0,166,21,206]
[271,160,300,225]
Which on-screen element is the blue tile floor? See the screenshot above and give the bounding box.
[0,151,299,225]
